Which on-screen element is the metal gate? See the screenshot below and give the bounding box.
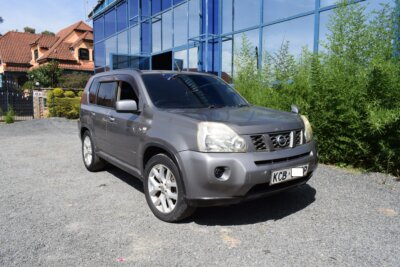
[0,77,33,121]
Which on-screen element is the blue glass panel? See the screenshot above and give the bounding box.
[117,30,129,54]
[117,2,128,32]
[104,9,116,38]
[94,16,104,42]
[105,36,117,68]
[141,0,150,17]
[362,0,393,14]
[162,0,172,10]
[152,20,162,52]
[188,46,198,70]
[263,15,314,58]
[174,50,187,70]
[319,9,334,52]
[95,42,105,67]
[152,0,162,15]
[234,0,260,31]
[221,38,233,81]
[130,25,140,54]
[113,55,130,69]
[189,0,200,38]
[162,10,173,50]
[129,0,139,18]
[222,0,232,34]
[173,0,185,5]
[174,2,188,47]
[263,0,315,23]
[321,0,336,7]
[141,21,151,54]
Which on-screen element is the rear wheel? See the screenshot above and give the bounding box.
[82,131,105,172]
[144,154,195,222]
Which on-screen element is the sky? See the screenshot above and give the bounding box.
[0,0,98,34]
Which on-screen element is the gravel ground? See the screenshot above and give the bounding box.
[0,118,399,267]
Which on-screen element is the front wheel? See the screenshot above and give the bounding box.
[144,154,195,222]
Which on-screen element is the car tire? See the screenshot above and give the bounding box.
[144,154,195,222]
[82,131,106,172]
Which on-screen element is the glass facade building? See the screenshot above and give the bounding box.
[91,0,397,80]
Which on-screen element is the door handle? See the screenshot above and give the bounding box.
[108,116,115,122]
[91,112,96,116]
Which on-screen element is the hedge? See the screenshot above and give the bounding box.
[47,88,81,119]
[233,1,400,176]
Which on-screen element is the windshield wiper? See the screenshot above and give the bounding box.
[208,105,224,109]
[237,103,250,107]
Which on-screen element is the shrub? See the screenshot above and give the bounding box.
[5,107,15,124]
[77,91,83,97]
[52,88,64,98]
[47,90,54,100]
[64,90,76,98]
[22,81,33,90]
[51,97,80,119]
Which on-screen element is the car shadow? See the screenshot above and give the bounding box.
[106,165,316,226]
[106,165,144,194]
[188,185,316,226]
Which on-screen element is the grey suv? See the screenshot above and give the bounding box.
[79,70,318,222]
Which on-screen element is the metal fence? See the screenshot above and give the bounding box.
[0,89,34,121]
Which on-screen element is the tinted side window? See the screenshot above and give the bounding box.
[118,81,139,103]
[88,80,99,104]
[97,82,117,108]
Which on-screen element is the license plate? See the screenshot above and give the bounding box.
[270,165,309,185]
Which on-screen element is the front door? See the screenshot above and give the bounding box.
[107,79,142,170]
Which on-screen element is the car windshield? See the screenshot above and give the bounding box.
[141,73,248,109]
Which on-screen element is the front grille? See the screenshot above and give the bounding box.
[249,130,303,152]
[250,135,267,151]
[270,132,291,150]
[295,130,302,145]
[254,152,310,165]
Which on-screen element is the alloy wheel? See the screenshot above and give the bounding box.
[147,164,178,213]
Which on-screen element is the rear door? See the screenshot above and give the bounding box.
[107,76,142,169]
[93,80,118,152]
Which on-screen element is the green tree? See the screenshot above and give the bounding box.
[59,72,91,88]
[28,61,63,87]
[41,30,55,36]
[23,26,36,34]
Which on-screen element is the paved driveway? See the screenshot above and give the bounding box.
[0,118,399,266]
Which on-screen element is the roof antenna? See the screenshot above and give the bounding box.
[174,60,182,72]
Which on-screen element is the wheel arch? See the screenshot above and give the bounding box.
[142,143,187,196]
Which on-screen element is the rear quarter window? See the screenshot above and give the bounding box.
[88,80,99,104]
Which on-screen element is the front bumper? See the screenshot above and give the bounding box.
[178,141,318,207]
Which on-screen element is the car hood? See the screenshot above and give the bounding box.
[166,106,304,134]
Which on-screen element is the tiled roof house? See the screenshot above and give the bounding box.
[0,21,93,88]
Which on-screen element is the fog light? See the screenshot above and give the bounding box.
[214,167,225,179]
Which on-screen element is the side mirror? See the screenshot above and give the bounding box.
[291,104,299,114]
[116,100,138,113]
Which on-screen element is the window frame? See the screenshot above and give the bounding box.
[34,49,39,61]
[116,80,139,104]
[88,79,99,104]
[78,48,90,60]
[96,81,118,109]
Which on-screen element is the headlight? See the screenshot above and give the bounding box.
[197,122,247,152]
[301,115,313,143]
